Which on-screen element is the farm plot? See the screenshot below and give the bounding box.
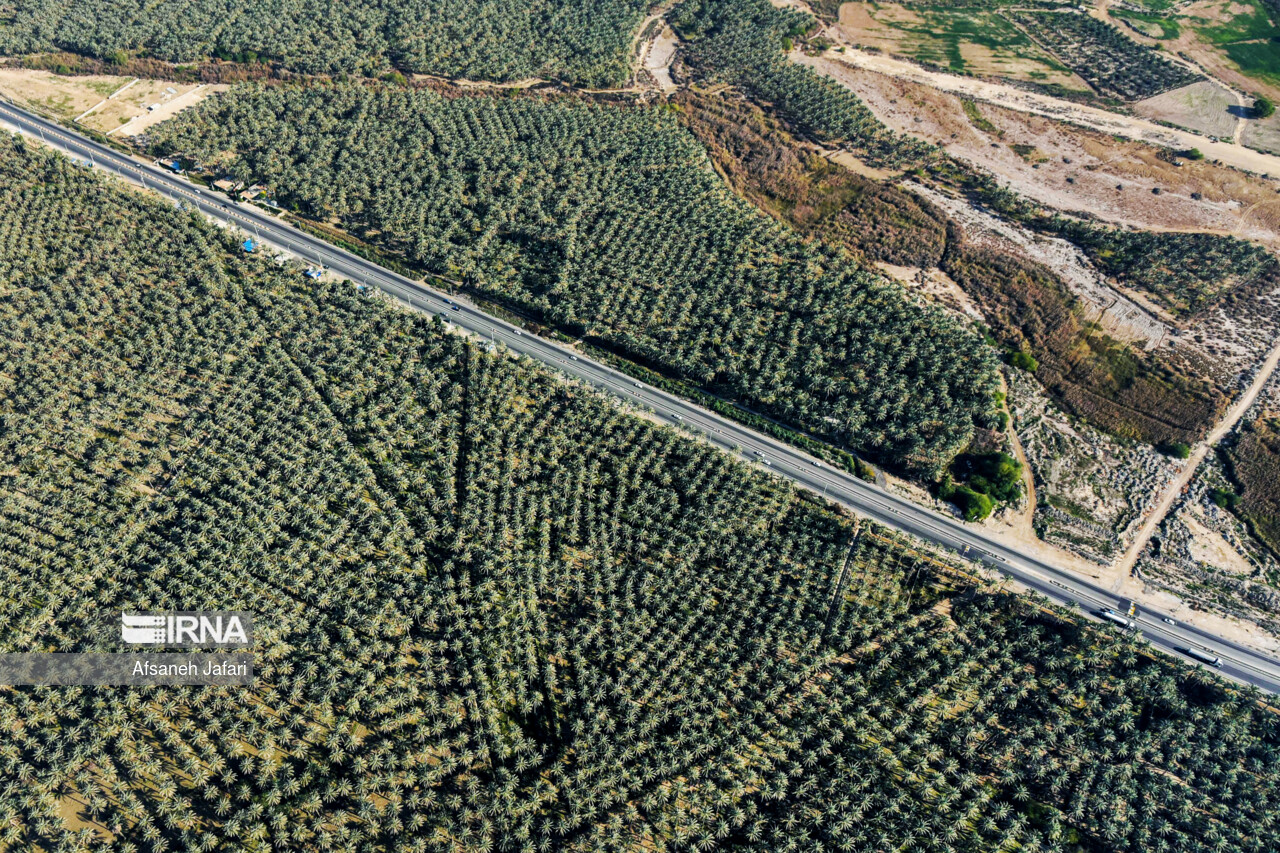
[1133,79,1239,139]
[5,133,1280,853]
[1011,10,1204,100]
[833,2,1084,87]
[149,82,1001,477]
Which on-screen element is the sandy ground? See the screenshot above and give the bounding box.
[0,67,123,122]
[1116,335,1280,577]
[1135,79,1241,138]
[876,261,985,321]
[643,25,679,92]
[1184,511,1257,575]
[798,53,1280,246]
[0,68,218,137]
[832,2,1086,90]
[110,83,220,136]
[797,47,1280,175]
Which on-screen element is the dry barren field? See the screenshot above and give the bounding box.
[0,67,218,136]
[798,52,1280,246]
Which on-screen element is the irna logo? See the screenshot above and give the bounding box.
[120,612,252,648]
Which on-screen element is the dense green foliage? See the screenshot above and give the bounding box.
[675,0,934,166]
[0,0,648,86]
[939,478,996,521]
[1010,11,1202,101]
[1010,349,1039,372]
[955,451,1023,503]
[1254,93,1276,118]
[150,83,1000,474]
[4,136,1280,851]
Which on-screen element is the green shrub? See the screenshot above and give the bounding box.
[1162,441,1193,459]
[939,476,996,521]
[1254,94,1275,119]
[1010,350,1039,372]
[1210,488,1241,510]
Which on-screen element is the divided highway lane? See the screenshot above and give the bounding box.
[6,97,1280,693]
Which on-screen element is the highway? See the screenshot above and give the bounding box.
[5,97,1280,694]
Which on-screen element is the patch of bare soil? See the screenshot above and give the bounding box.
[0,67,220,136]
[643,24,679,92]
[876,262,984,322]
[1134,79,1240,139]
[110,82,222,136]
[800,53,1280,247]
[0,66,122,121]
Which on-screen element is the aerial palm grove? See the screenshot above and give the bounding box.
[2,0,1280,850]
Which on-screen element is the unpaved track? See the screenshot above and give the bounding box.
[1115,336,1280,579]
[796,48,1280,175]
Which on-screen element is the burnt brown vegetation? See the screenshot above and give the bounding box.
[675,90,949,268]
[1228,417,1280,557]
[675,90,1227,448]
[940,228,1226,446]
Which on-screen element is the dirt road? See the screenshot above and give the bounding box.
[796,48,1280,176]
[1114,336,1280,579]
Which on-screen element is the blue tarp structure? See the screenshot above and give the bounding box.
[242,239,256,253]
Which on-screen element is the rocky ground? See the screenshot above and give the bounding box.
[1139,375,1280,633]
[1007,369,1182,563]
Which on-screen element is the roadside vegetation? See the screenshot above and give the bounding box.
[149,82,1001,476]
[670,85,1234,454]
[0,0,649,86]
[3,134,1280,852]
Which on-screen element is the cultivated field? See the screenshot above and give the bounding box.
[833,2,1086,89]
[1010,10,1203,101]
[6,133,1280,852]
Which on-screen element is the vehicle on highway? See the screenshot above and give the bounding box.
[671,414,682,421]
[1163,617,1176,626]
[1183,647,1223,668]
[512,329,522,336]
[570,355,578,361]
[451,305,461,311]
[633,382,642,388]
[1098,609,1135,630]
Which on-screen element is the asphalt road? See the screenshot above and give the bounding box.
[5,97,1280,694]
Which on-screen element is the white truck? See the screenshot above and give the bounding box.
[1098,609,1135,630]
